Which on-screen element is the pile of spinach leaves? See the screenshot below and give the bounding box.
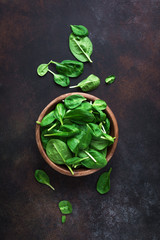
[37,24,115,91]
[37,94,115,175]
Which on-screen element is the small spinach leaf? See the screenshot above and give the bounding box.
[70,74,100,92]
[48,69,70,87]
[59,200,72,214]
[37,63,49,76]
[92,99,107,111]
[36,110,55,127]
[96,168,112,194]
[105,75,116,84]
[62,215,66,223]
[34,170,55,191]
[70,25,88,37]
[54,103,66,125]
[64,94,86,109]
[55,60,84,77]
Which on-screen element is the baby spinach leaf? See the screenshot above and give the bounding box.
[59,200,72,214]
[70,74,100,92]
[70,25,88,37]
[37,63,49,76]
[90,137,109,151]
[93,109,106,123]
[78,124,92,150]
[54,103,66,125]
[92,99,107,111]
[67,137,80,154]
[36,110,55,127]
[69,33,93,63]
[48,69,70,87]
[101,133,115,146]
[79,149,107,169]
[62,215,66,224]
[96,168,112,194]
[46,139,72,164]
[64,94,86,109]
[88,123,103,138]
[105,75,116,84]
[64,109,95,123]
[34,169,55,191]
[65,156,89,166]
[44,125,79,138]
[55,60,84,78]
[76,101,92,111]
[103,118,110,134]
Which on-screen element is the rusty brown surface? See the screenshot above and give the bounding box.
[0,0,160,239]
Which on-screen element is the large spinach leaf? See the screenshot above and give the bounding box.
[64,94,86,109]
[69,33,93,63]
[46,139,72,164]
[64,109,95,123]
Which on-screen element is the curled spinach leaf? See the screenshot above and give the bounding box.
[70,74,100,92]
[70,25,89,37]
[105,75,116,84]
[59,200,72,214]
[69,33,93,63]
[55,60,84,78]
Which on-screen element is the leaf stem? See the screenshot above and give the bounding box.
[47,183,55,191]
[84,151,97,162]
[73,38,93,63]
[66,165,74,175]
[69,85,78,88]
[47,123,57,131]
[48,69,55,75]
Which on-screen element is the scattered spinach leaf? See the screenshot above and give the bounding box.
[69,33,93,63]
[48,69,70,87]
[105,75,116,84]
[59,200,72,214]
[37,63,49,76]
[70,74,100,92]
[55,60,84,78]
[70,25,89,37]
[96,168,112,194]
[34,169,55,191]
[62,215,66,223]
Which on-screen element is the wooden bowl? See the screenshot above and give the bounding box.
[35,92,118,177]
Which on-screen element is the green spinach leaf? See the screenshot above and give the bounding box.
[79,149,107,169]
[34,169,55,191]
[96,168,112,194]
[69,33,93,63]
[55,60,84,77]
[37,63,49,76]
[70,25,88,37]
[59,200,72,214]
[48,69,70,87]
[105,75,116,84]
[70,74,100,92]
[36,110,55,127]
[64,109,95,123]
[64,94,86,109]
[54,103,66,125]
[62,215,66,223]
[46,139,72,164]
[92,99,107,111]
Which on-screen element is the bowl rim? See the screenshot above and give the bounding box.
[35,92,119,177]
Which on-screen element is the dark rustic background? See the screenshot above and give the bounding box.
[0,0,160,239]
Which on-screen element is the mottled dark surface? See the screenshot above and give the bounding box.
[0,0,160,239]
